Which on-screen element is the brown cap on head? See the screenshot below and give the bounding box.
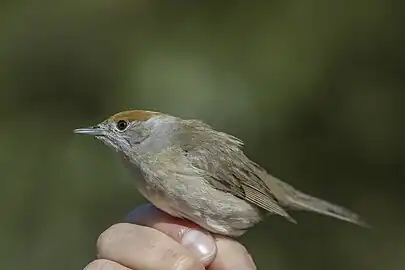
[108,110,160,122]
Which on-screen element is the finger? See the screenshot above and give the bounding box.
[209,236,257,270]
[97,223,204,270]
[125,204,217,266]
[84,259,131,270]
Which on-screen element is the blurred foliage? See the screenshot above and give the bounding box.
[0,1,404,269]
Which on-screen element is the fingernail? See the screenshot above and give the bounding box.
[181,230,217,266]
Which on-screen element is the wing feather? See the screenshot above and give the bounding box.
[177,120,295,222]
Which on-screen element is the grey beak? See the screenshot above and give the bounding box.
[73,126,104,136]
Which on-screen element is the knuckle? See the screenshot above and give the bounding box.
[173,255,204,270]
[97,223,131,254]
[237,242,249,254]
[225,237,249,254]
[233,241,254,262]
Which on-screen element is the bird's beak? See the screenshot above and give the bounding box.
[73,126,105,136]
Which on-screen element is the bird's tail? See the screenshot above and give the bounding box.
[283,188,370,227]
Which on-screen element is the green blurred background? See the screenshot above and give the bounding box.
[1,1,403,269]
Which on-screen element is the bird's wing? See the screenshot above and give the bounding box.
[178,120,295,222]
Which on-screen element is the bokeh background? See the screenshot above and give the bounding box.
[1,1,404,269]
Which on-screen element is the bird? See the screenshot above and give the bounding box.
[74,109,368,237]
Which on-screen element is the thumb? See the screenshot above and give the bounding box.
[125,204,217,267]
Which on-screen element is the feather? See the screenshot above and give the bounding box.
[177,119,296,223]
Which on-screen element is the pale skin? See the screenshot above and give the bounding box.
[84,204,257,270]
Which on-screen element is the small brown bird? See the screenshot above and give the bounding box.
[74,110,368,236]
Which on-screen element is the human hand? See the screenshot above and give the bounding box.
[84,204,257,270]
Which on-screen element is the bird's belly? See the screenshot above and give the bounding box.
[175,188,264,237]
[136,172,263,236]
[123,158,263,236]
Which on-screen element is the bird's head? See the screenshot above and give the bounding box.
[74,110,165,153]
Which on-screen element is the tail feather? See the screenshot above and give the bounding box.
[285,190,370,228]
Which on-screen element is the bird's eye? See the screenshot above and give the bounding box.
[116,120,128,131]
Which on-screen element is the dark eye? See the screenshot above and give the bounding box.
[116,120,128,131]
